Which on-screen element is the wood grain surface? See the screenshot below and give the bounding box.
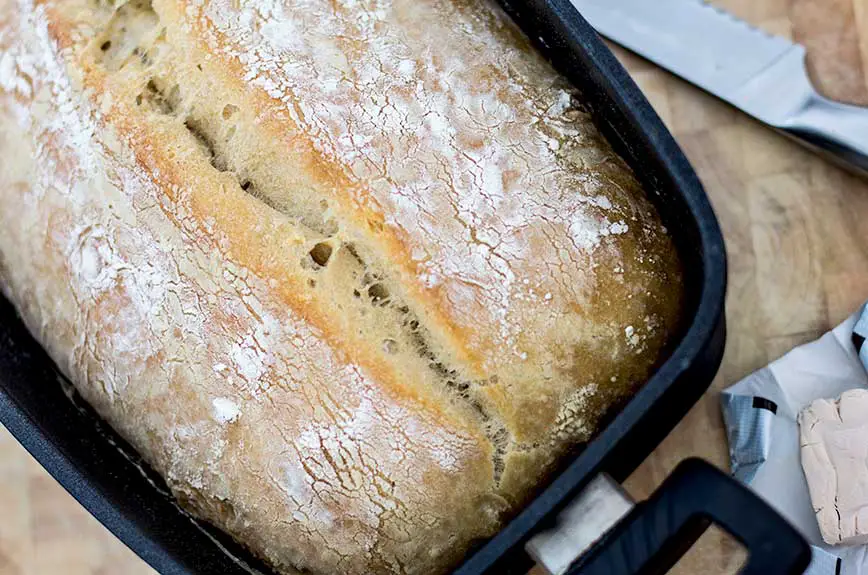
[1,0,867,573]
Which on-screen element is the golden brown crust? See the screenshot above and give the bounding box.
[0,0,683,572]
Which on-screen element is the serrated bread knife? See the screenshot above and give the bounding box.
[571,0,868,177]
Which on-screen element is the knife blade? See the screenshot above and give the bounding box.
[571,0,868,177]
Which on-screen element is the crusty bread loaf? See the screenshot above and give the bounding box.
[0,0,683,571]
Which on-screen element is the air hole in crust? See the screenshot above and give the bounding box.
[368,283,389,304]
[100,40,112,51]
[167,84,181,111]
[309,243,333,267]
[368,218,384,233]
[139,79,175,115]
[222,104,238,119]
[382,339,399,354]
[135,46,153,66]
[321,218,339,236]
[183,117,220,164]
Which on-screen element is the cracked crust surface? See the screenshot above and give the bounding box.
[0,0,683,572]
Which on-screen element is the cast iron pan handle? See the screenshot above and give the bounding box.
[567,458,811,575]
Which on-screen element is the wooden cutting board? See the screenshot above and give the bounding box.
[1,0,867,573]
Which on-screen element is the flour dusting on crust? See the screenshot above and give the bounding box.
[188,0,643,363]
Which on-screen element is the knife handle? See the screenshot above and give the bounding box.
[782,93,868,178]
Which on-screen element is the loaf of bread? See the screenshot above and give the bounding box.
[0,0,683,571]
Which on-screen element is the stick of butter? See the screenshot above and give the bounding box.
[799,389,868,546]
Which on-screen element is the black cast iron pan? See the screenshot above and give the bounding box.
[0,0,810,573]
